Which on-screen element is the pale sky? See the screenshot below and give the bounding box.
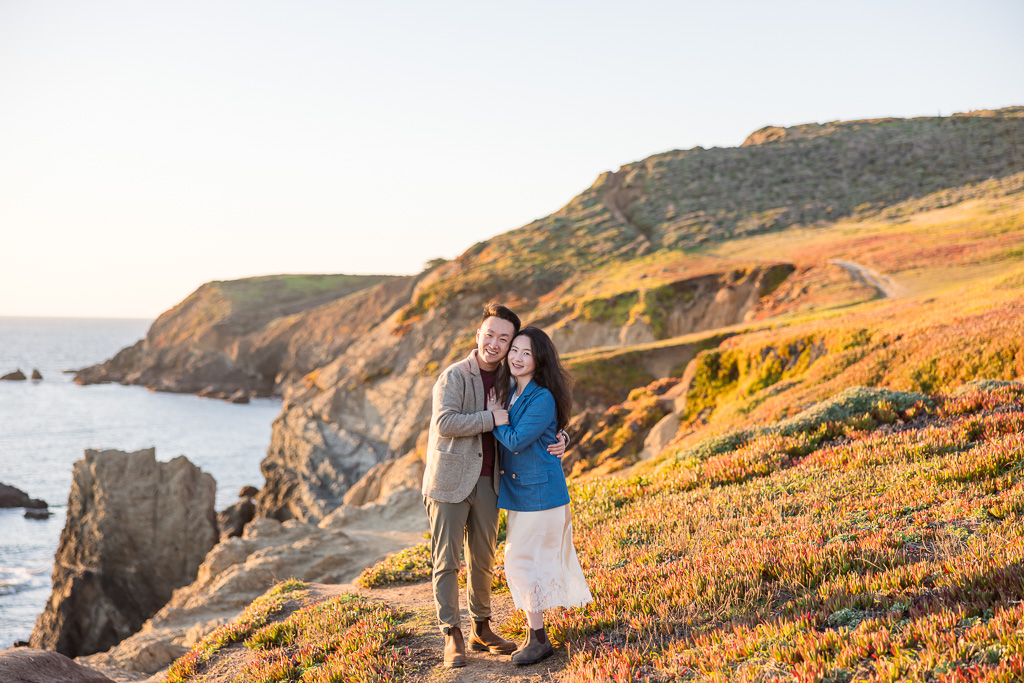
[1,0,1021,318]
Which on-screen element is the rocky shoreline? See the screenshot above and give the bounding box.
[6,446,428,682]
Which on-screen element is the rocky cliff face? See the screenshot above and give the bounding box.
[76,487,427,676]
[74,109,1024,525]
[30,448,217,658]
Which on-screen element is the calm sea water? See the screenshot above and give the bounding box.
[0,317,282,647]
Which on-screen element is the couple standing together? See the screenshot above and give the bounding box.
[421,302,593,667]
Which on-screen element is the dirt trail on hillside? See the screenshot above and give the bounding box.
[341,581,568,682]
[602,169,649,242]
[828,259,903,298]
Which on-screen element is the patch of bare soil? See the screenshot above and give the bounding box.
[347,581,568,683]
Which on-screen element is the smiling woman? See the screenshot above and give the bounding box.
[490,325,592,665]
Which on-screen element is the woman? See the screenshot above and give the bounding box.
[487,326,592,665]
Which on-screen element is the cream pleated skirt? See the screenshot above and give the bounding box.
[504,504,593,612]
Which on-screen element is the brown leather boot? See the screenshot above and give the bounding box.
[443,626,467,668]
[511,627,553,666]
[469,618,517,654]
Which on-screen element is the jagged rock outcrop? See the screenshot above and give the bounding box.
[0,648,114,683]
[0,483,47,509]
[1,369,27,380]
[30,369,42,380]
[30,448,217,658]
[78,488,427,676]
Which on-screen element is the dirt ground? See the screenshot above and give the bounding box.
[328,581,569,682]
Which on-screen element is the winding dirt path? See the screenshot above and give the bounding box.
[828,259,903,298]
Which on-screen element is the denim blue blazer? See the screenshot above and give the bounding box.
[493,379,570,512]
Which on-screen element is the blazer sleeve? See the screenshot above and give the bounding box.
[493,391,555,451]
[434,367,495,438]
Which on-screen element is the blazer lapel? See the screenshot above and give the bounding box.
[509,380,539,422]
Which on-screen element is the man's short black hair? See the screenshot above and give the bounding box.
[481,301,521,337]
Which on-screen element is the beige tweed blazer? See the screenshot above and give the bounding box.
[421,349,501,503]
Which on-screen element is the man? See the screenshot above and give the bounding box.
[421,302,567,668]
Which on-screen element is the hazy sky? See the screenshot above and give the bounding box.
[2,0,1022,318]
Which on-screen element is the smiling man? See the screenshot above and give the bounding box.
[421,302,566,668]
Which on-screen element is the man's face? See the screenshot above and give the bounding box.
[476,316,516,368]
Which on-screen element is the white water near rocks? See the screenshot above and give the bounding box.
[0,317,282,647]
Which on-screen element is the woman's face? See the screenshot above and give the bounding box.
[507,335,536,380]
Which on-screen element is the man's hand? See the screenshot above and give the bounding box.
[547,431,568,458]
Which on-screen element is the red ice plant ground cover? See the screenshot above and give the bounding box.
[551,383,1024,681]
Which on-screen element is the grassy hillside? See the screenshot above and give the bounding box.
[399,108,1024,321]
[156,106,1024,681]
[163,376,1024,681]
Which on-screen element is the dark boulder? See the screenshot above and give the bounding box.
[30,369,42,380]
[217,484,259,540]
[217,499,256,540]
[1,369,27,381]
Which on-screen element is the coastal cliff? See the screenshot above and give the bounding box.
[51,107,1024,681]
[75,108,1024,523]
[74,274,402,397]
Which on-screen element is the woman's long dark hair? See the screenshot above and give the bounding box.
[497,326,574,430]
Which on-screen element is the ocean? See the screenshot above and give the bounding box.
[0,317,282,648]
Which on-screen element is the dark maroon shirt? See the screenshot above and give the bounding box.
[479,367,497,477]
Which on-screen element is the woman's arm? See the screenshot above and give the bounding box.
[493,391,556,451]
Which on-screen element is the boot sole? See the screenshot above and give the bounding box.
[512,647,554,666]
[444,659,468,668]
[470,642,517,654]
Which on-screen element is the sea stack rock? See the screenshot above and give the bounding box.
[30,369,43,380]
[30,448,217,658]
[1,369,27,381]
[0,482,47,509]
